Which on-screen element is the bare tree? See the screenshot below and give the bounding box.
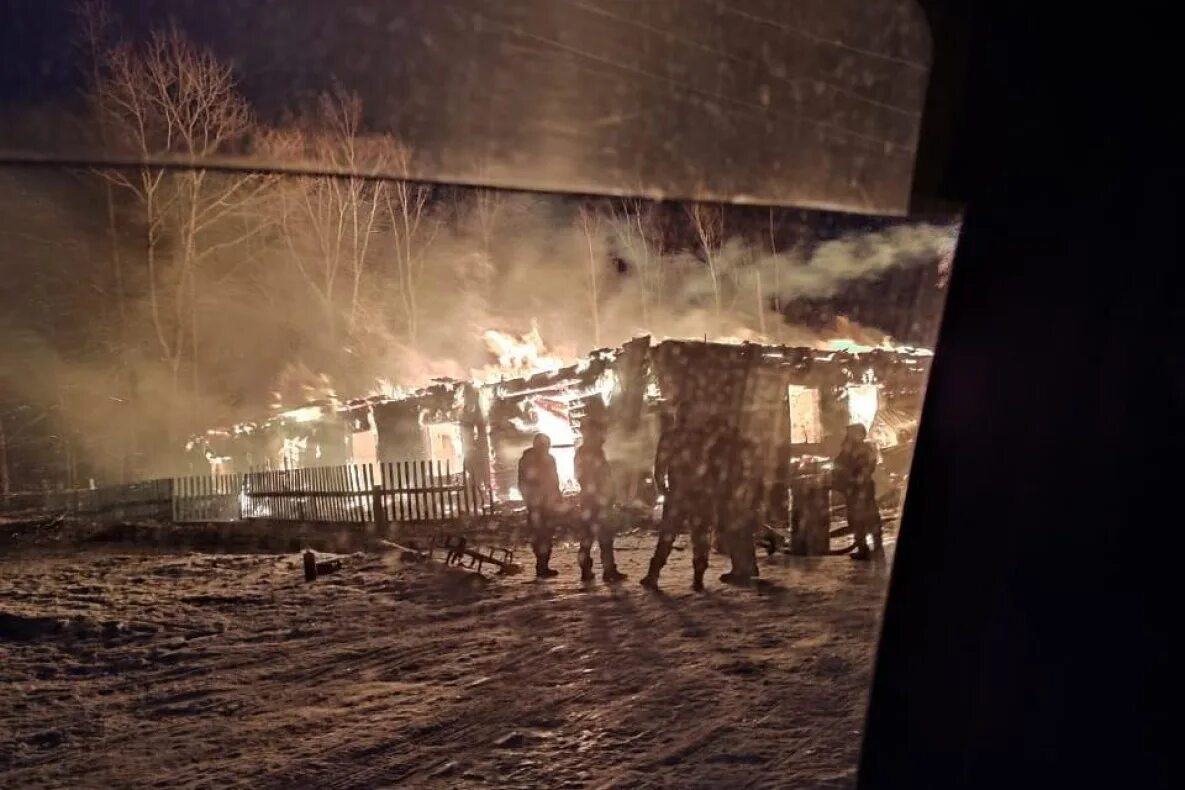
[472,185,503,261]
[88,23,265,404]
[577,204,605,347]
[75,0,137,479]
[462,184,502,300]
[611,198,664,329]
[687,202,725,331]
[76,1,126,345]
[751,244,767,337]
[265,90,438,351]
[382,148,438,347]
[265,90,392,340]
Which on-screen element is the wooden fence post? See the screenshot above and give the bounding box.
[372,483,388,535]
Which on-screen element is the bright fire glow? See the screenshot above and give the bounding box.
[240,486,268,518]
[593,367,618,406]
[278,405,323,424]
[206,453,233,476]
[472,323,567,383]
[824,337,934,356]
[846,384,879,430]
[370,378,413,401]
[512,397,578,491]
[280,436,308,469]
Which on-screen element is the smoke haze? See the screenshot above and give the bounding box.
[0,10,958,486]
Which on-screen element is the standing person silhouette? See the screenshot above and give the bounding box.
[518,433,562,578]
[833,423,883,561]
[574,425,626,583]
[641,405,714,591]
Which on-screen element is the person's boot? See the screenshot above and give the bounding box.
[639,557,663,589]
[536,553,559,578]
[692,561,707,592]
[850,543,872,561]
[719,569,754,585]
[600,544,626,583]
[721,550,758,584]
[577,547,594,581]
[602,566,627,583]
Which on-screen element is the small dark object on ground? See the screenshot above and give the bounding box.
[302,551,342,581]
[315,559,343,575]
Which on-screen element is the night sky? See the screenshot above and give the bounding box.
[1,0,932,210]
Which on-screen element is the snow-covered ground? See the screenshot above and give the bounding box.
[0,533,891,789]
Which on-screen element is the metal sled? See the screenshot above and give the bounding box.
[429,532,519,575]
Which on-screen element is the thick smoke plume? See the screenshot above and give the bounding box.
[386,195,957,385]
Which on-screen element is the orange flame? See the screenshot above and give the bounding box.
[472,322,568,383]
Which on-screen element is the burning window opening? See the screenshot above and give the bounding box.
[787,385,824,445]
[350,425,378,466]
[845,384,880,432]
[278,405,324,424]
[425,422,465,470]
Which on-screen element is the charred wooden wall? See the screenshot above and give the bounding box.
[371,382,486,475]
[648,341,932,485]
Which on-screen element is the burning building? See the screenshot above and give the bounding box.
[183,333,931,512]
